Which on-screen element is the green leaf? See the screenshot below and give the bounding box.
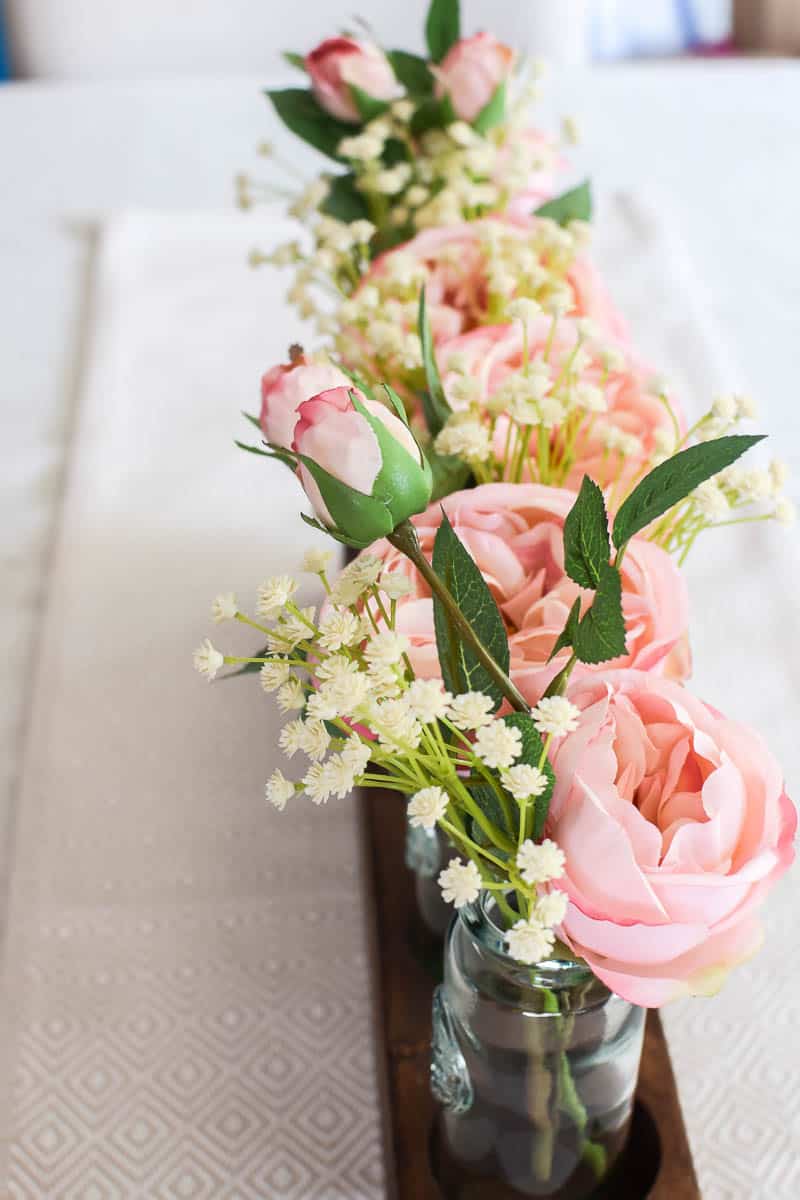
[573,563,627,665]
[548,596,581,663]
[265,88,353,162]
[473,82,506,135]
[382,136,412,166]
[320,173,369,222]
[350,84,390,122]
[431,512,510,709]
[612,434,765,548]
[387,50,434,95]
[283,51,307,72]
[410,93,456,137]
[428,449,472,502]
[418,287,452,437]
[425,0,461,62]
[536,181,593,226]
[471,783,513,839]
[563,476,610,588]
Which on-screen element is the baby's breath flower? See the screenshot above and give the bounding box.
[653,427,675,456]
[279,719,306,758]
[350,219,377,244]
[769,459,788,492]
[260,657,292,693]
[193,639,224,681]
[318,608,363,651]
[365,660,404,698]
[322,753,357,800]
[736,393,758,420]
[257,575,298,620]
[277,677,306,713]
[501,764,549,802]
[379,571,413,599]
[371,698,422,752]
[408,786,449,830]
[406,679,453,725]
[301,548,333,575]
[516,838,566,886]
[506,916,555,965]
[532,697,580,738]
[601,346,627,373]
[438,858,482,908]
[298,718,331,762]
[693,479,730,520]
[507,297,543,324]
[448,692,495,730]
[737,469,772,503]
[364,629,410,667]
[341,736,372,775]
[711,394,738,422]
[303,762,332,806]
[338,132,384,160]
[390,98,414,122]
[265,770,295,812]
[267,608,315,652]
[473,721,523,770]
[330,556,382,606]
[211,592,238,623]
[435,419,492,463]
[534,890,569,928]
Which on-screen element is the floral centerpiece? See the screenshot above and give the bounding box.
[197,1,796,1195]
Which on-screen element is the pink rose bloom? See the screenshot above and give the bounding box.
[435,33,515,122]
[260,354,350,450]
[363,216,628,345]
[548,670,796,1007]
[306,37,399,124]
[361,483,690,698]
[440,317,679,491]
[293,386,422,527]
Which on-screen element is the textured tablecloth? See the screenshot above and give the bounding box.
[4,197,799,1199]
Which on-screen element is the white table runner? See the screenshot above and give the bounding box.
[3,200,798,1199]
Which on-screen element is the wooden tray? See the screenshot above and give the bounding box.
[362,790,701,1199]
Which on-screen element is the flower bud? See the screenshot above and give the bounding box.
[260,351,350,449]
[306,37,399,124]
[292,387,432,546]
[435,33,514,123]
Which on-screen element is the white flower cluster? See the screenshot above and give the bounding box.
[505,839,568,964]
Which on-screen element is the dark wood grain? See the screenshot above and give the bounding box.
[362,789,701,1200]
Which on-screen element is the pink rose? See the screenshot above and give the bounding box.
[440,317,679,491]
[435,33,515,122]
[293,386,430,538]
[363,216,628,345]
[548,670,796,1007]
[306,37,399,124]
[360,483,690,697]
[260,354,350,450]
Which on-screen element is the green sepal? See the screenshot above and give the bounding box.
[349,84,391,123]
[563,476,610,588]
[234,440,297,469]
[347,389,434,519]
[380,383,411,425]
[242,410,261,431]
[265,88,353,163]
[431,511,510,709]
[283,51,307,72]
[299,510,367,549]
[296,453,395,546]
[425,0,461,62]
[387,50,434,95]
[418,286,452,437]
[473,82,506,135]
[612,434,765,548]
[536,181,593,226]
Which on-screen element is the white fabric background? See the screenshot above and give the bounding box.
[2,66,799,1198]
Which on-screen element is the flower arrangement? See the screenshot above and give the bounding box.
[200,0,796,1193]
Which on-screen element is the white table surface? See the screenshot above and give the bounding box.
[2,62,799,1199]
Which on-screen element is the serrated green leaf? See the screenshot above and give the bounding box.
[425,0,461,62]
[320,172,370,222]
[266,88,352,162]
[573,563,627,665]
[283,51,307,72]
[418,287,452,437]
[548,596,582,663]
[428,448,472,502]
[473,82,506,135]
[349,84,390,122]
[387,50,434,95]
[432,512,510,709]
[612,434,765,548]
[563,476,610,588]
[471,783,513,838]
[536,181,593,226]
[410,93,456,137]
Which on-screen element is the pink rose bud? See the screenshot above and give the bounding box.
[292,386,432,546]
[435,33,515,123]
[306,36,399,124]
[260,349,350,450]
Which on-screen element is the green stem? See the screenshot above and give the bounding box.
[388,521,530,714]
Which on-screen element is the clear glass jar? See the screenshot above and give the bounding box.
[431,893,645,1198]
[405,819,455,940]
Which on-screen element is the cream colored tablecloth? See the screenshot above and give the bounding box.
[3,198,798,1199]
